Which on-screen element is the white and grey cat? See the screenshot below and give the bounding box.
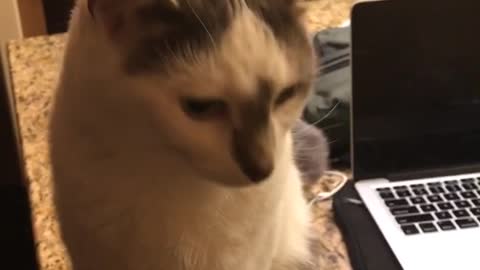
[49,0,328,270]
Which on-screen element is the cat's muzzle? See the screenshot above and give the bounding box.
[232,124,275,183]
[232,139,274,183]
[240,159,274,183]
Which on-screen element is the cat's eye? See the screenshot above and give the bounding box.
[275,85,299,106]
[181,98,227,120]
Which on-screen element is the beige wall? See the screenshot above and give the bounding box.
[1,0,23,85]
[0,0,23,42]
[0,0,24,156]
[1,0,23,96]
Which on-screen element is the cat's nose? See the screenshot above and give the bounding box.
[239,158,274,183]
[232,129,275,183]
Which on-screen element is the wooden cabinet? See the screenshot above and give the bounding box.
[17,0,48,36]
[0,0,75,40]
[0,0,46,40]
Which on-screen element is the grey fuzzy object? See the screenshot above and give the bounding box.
[292,120,330,183]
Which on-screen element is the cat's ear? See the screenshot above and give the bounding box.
[262,0,307,22]
[87,0,182,41]
[289,0,307,19]
[87,0,131,39]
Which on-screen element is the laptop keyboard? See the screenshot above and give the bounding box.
[376,178,480,235]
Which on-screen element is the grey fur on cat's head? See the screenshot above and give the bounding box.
[83,0,320,185]
[87,0,311,74]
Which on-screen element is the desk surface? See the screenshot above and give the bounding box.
[6,1,354,269]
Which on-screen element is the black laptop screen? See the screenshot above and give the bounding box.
[352,1,480,179]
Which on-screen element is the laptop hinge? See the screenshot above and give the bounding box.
[387,164,480,182]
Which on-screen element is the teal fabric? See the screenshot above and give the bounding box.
[303,26,351,166]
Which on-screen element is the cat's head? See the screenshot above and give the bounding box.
[87,0,314,186]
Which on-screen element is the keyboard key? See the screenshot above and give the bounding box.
[435,211,452,220]
[470,208,480,216]
[401,224,420,235]
[391,206,419,216]
[427,195,443,203]
[445,180,459,185]
[430,186,446,194]
[444,193,460,201]
[419,223,438,233]
[461,178,475,183]
[394,186,408,190]
[454,200,471,209]
[396,213,434,225]
[379,192,395,199]
[411,184,425,189]
[421,204,437,212]
[377,187,391,193]
[472,199,480,206]
[410,197,426,204]
[463,183,478,190]
[413,188,428,196]
[396,190,412,198]
[437,220,456,231]
[427,182,442,187]
[453,210,470,218]
[455,218,479,229]
[446,185,462,192]
[385,199,410,208]
[461,191,477,199]
[437,202,454,210]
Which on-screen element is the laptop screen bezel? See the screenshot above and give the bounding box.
[350,0,480,181]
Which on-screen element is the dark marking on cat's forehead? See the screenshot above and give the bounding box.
[237,78,277,131]
[127,0,235,73]
[246,0,306,43]
[230,79,272,136]
[125,0,308,74]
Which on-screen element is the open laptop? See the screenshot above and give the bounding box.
[352,1,480,269]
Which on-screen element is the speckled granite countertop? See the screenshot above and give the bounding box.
[6,1,354,269]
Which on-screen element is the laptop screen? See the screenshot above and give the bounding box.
[352,1,480,179]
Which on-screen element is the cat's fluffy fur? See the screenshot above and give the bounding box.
[49,0,326,269]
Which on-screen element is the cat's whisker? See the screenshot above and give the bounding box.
[317,55,350,74]
[294,155,323,161]
[320,122,345,131]
[293,149,328,158]
[293,144,328,151]
[328,139,339,145]
[293,100,341,136]
[162,42,186,68]
[307,100,340,126]
[185,0,217,51]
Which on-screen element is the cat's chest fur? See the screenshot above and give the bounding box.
[52,131,310,270]
[127,161,295,270]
